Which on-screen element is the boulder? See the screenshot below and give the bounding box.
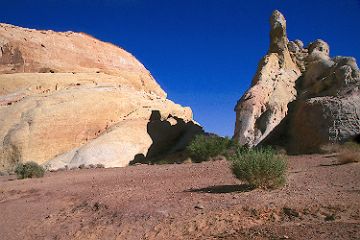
[0,24,202,171]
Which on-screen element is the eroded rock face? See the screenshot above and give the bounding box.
[234,10,301,147]
[0,24,202,170]
[0,23,165,97]
[234,10,360,153]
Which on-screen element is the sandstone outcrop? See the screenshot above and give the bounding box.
[0,23,202,171]
[0,23,164,96]
[234,10,301,147]
[234,10,360,153]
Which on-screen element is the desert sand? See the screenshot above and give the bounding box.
[0,155,359,240]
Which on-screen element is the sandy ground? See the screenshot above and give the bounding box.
[0,154,359,240]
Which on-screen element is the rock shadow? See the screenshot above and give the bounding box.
[317,162,356,167]
[186,184,254,194]
[130,110,203,165]
[353,134,360,144]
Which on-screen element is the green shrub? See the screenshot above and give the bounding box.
[15,161,45,179]
[186,134,234,162]
[230,147,287,189]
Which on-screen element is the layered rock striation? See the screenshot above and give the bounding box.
[234,11,360,153]
[0,23,201,170]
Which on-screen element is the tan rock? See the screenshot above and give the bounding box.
[234,10,301,147]
[0,24,202,170]
[234,10,360,153]
[0,23,165,97]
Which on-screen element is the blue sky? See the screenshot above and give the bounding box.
[1,0,360,136]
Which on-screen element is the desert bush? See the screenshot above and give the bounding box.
[337,142,360,164]
[96,164,105,168]
[230,147,287,189]
[15,161,45,179]
[186,134,234,162]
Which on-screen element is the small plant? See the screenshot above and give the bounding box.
[230,147,287,189]
[337,142,360,164]
[186,134,234,162]
[15,161,45,179]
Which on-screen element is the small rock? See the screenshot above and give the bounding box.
[194,205,204,210]
[183,158,192,164]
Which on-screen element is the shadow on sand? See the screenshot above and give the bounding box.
[186,184,254,194]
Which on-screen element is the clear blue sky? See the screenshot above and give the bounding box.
[1,0,360,136]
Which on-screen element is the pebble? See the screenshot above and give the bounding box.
[195,205,204,210]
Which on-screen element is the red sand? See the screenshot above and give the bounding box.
[0,154,359,240]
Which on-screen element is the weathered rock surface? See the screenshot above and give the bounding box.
[234,10,360,153]
[234,10,301,147]
[0,24,201,170]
